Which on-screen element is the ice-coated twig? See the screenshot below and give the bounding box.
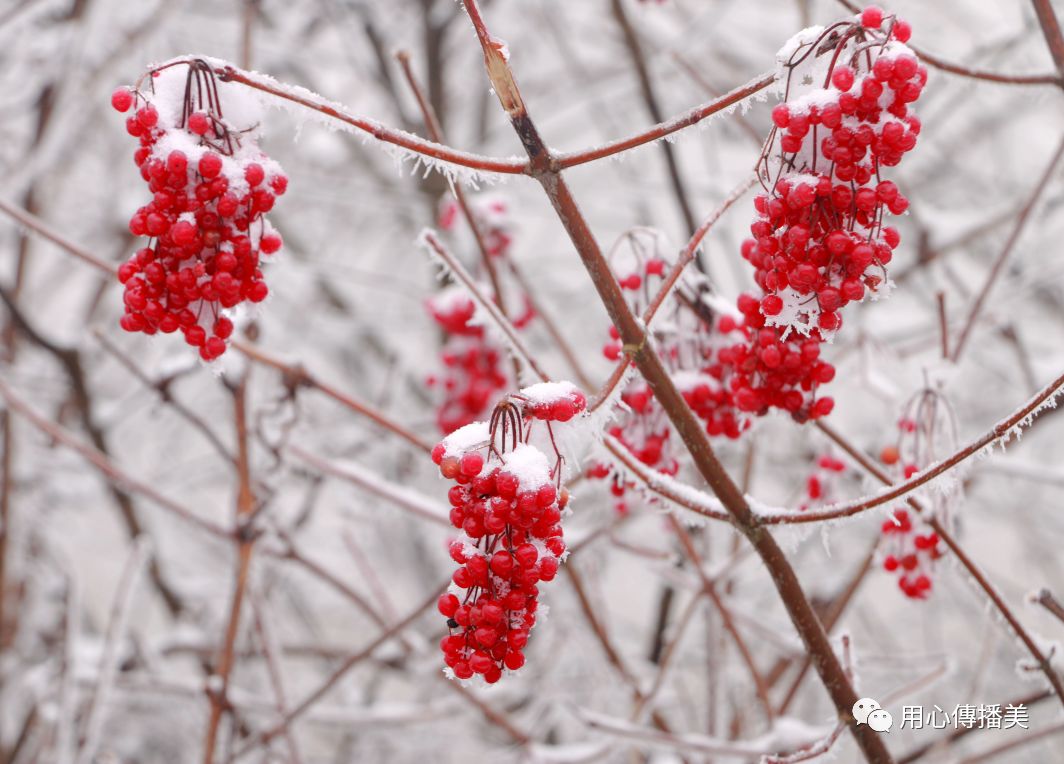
[189,56,780,178]
[0,377,231,539]
[0,197,117,274]
[286,444,450,526]
[76,537,152,764]
[951,135,1064,362]
[816,421,1064,709]
[231,581,447,756]
[552,71,779,170]
[578,708,829,759]
[780,368,1064,525]
[420,228,551,383]
[249,590,306,764]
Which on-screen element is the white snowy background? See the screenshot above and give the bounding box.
[1,0,1063,762]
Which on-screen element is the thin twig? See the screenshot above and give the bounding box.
[951,135,1064,362]
[0,377,231,539]
[202,375,259,764]
[232,339,431,453]
[232,582,446,756]
[420,230,552,382]
[249,590,306,764]
[76,538,152,764]
[1033,588,1064,626]
[667,516,775,724]
[0,197,116,274]
[610,0,699,241]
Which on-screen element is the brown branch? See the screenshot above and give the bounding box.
[461,4,893,760]
[1032,0,1064,78]
[951,135,1064,362]
[1034,588,1064,626]
[0,197,116,274]
[553,71,778,170]
[202,376,259,764]
[782,368,1064,525]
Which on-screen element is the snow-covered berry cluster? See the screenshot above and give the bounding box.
[590,235,757,508]
[439,194,513,258]
[426,286,510,434]
[427,197,535,434]
[433,383,584,682]
[113,59,286,361]
[719,6,924,419]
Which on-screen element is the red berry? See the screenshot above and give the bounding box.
[861,6,883,28]
[111,88,134,113]
[199,152,223,180]
[188,112,210,135]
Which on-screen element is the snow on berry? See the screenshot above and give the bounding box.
[434,393,576,683]
[114,59,287,361]
[516,381,587,423]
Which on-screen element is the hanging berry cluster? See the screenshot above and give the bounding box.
[722,6,924,421]
[878,390,955,599]
[428,196,534,434]
[426,286,510,434]
[433,382,585,682]
[112,59,287,361]
[590,231,749,510]
[800,453,847,511]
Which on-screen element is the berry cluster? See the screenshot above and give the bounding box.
[878,394,953,599]
[439,194,513,258]
[719,7,923,420]
[881,508,942,599]
[426,287,509,434]
[800,453,847,511]
[433,384,584,682]
[428,196,535,434]
[112,60,286,361]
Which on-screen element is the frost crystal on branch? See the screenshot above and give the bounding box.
[113,59,287,360]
